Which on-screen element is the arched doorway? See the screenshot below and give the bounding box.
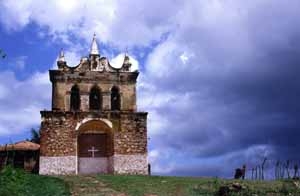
[77,119,113,174]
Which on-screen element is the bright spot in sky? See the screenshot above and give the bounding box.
[56,0,78,13]
[180,52,189,64]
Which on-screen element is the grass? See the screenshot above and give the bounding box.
[0,166,70,196]
[96,175,300,196]
[1,167,300,196]
[97,175,205,196]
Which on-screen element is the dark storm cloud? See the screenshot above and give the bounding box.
[142,0,300,176]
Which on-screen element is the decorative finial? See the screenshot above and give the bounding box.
[90,33,100,55]
[58,48,65,62]
[124,48,130,62]
[122,49,132,71]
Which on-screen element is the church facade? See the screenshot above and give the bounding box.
[39,36,148,175]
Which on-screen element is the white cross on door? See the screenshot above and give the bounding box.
[87,146,99,157]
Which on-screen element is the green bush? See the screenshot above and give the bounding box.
[0,166,70,196]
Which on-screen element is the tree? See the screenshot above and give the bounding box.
[293,163,299,179]
[286,160,291,179]
[261,157,267,180]
[275,160,280,180]
[30,128,40,144]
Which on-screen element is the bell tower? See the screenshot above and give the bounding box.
[39,35,148,175]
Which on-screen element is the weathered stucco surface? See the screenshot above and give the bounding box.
[78,157,109,174]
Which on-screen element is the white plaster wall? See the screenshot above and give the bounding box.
[39,156,76,175]
[113,154,148,175]
[40,154,148,175]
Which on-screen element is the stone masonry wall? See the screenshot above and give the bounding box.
[40,111,147,156]
[114,113,147,154]
[40,113,77,156]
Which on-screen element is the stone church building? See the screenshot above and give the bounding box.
[39,35,148,175]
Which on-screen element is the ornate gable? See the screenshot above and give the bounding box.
[57,34,132,73]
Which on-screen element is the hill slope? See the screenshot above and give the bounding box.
[63,175,300,196]
[1,167,300,196]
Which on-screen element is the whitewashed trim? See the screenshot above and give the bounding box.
[75,118,112,130]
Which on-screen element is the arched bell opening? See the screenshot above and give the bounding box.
[89,85,102,110]
[70,85,80,111]
[111,86,120,110]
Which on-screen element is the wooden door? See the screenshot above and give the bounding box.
[78,133,108,174]
[78,134,107,157]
